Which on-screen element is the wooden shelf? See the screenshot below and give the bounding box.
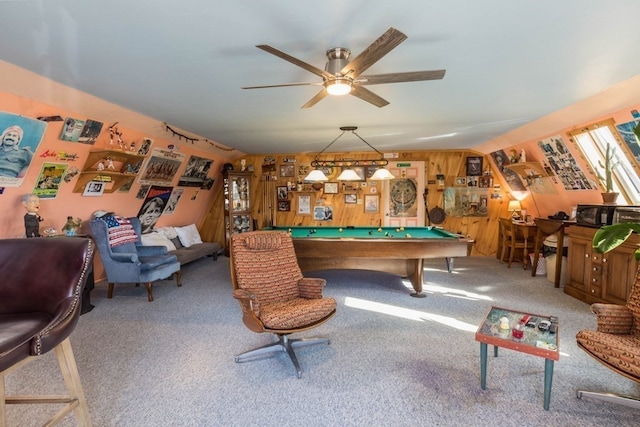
[73,149,146,193]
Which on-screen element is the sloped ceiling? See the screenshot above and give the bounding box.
[1,1,639,156]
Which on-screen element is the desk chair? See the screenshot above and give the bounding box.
[0,237,94,426]
[576,264,640,409]
[531,218,568,287]
[499,218,535,269]
[230,231,337,378]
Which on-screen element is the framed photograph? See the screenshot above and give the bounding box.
[297,194,311,215]
[83,181,105,197]
[279,164,295,177]
[324,182,339,194]
[466,156,483,176]
[277,186,288,200]
[344,193,357,204]
[454,176,467,186]
[479,175,493,188]
[314,206,333,221]
[364,194,379,213]
[277,200,291,211]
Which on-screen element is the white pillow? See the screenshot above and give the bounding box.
[140,232,177,251]
[175,224,203,248]
[156,226,178,239]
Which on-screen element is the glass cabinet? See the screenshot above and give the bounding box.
[223,170,253,255]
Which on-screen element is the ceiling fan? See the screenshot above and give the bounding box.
[242,27,445,108]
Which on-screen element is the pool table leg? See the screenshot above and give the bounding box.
[409,258,426,298]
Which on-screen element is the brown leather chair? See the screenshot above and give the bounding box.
[499,217,535,269]
[230,231,337,378]
[0,237,94,426]
[576,264,640,409]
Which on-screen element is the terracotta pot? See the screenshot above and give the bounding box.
[601,192,619,204]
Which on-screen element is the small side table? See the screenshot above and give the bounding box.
[475,306,560,410]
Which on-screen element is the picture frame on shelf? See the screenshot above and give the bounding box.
[364,194,379,213]
[324,182,339,194]
[82,181,105,197]
[466,156,483,176]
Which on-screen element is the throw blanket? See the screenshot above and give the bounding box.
[101,215,139,247]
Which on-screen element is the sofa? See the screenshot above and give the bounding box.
[140,224,222,266]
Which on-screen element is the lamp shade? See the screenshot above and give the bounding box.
[304,169,329,182]
[507,200,521,212]
[336,168,361,181]
[370,167,395,180]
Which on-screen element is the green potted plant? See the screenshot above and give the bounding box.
[595,143,620,203]
[593,223,640,260]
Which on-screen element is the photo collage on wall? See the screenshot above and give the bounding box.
[489,149,526,192]
[537,136,595,190]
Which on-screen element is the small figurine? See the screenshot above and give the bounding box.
[62,216,82,236]
[129,142,136,152]
[106,157,115,170]
[97,160,106,171]
[519,149,527,163]
[22,194,43,238]
[509,149,519,164]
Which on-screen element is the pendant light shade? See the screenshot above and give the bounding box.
[370,167,395,180]
[336,168,361,181]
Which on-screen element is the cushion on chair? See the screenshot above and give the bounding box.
[243,233,282,251]
[0,313,51,355]
[576,330,640,381]
[138,254,179,270]
[259,297,337,330]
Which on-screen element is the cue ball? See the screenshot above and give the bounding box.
[339,228,343,232]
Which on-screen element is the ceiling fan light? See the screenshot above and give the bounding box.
[325,79,352,96]
[304,169,329,182]
[337,168,361,181]
[370,167,395,180]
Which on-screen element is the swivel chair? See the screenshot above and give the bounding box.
[89,216,181,302]
[576,264,640,409]
[230,231,337,378]
[0,237,94,426]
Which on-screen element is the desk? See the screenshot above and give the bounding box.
[475,306,560,410]
[531,219,575,288]
[269,226,471,297]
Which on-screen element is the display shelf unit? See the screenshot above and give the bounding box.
[223,170,254,256]
[73,149,146,193]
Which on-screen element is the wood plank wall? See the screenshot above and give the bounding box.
[199,150,513,256]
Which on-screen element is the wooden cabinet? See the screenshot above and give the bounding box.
[73,149,146,193]
[222,170,254,255]
[565,225,639,305]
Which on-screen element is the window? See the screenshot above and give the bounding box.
[568,119,640,205]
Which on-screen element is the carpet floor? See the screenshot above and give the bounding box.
[4,255,640,426]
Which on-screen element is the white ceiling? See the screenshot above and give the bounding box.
[1,0,640,156]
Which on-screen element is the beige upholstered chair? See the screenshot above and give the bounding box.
[229,231,337,378]
[499,217,535,269]
[0,237,94,426]
[576,264,640,409]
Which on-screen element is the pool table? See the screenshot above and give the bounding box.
[268,226,472,297]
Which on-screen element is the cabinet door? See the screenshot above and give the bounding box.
[566,236,590,292]
[603,247,638,305]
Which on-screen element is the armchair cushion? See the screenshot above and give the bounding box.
[260,298,337,330]
[591,303,634,334]
[576,330,640,381]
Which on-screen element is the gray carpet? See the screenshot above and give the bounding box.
[4,256,640,426]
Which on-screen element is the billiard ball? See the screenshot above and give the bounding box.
[368,231,373,235]
[400,227,404,231]
[406,233,411,238]
[395,228,400,232]
[338,228,343,232]
[378,228,382,232]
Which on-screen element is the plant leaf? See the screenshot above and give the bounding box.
[592,223,640,260]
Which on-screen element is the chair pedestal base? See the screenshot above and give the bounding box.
[235,334,330,379]
[577,390,640,410]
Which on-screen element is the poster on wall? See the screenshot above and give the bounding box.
[0,111,47,188]
[537,135,595,190]
[32,162,68,199]
[163,188,184,215]
[489,149,526,192]
[77,119,103,144]
[136,185,173,234]
[60,117,85,141]
[138,148,185,186]
[443,187,489,217]
[615,120,640,164]
[177,155,213,187]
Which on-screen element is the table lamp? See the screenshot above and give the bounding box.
[508,200,522,220]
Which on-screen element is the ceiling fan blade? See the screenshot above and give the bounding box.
[340,27,407,78]
[301,90,329,109]
[242,82,322,89]
[350,86,389,108]
[356,69,446,85]
[256,45,334,80]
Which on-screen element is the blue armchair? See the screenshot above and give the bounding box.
[89,216,182,302]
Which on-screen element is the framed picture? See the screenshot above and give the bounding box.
[364,194,379,213]
[344,193,357,204]
[324,182,339,194]
[277,186,288,200]
[455,176,467,186]
[277,200,291,211]
[314,206,333,221]
[83,181,105,197]
[297,194,311,215]
[279,164,295,177]
[466,156,483,176]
